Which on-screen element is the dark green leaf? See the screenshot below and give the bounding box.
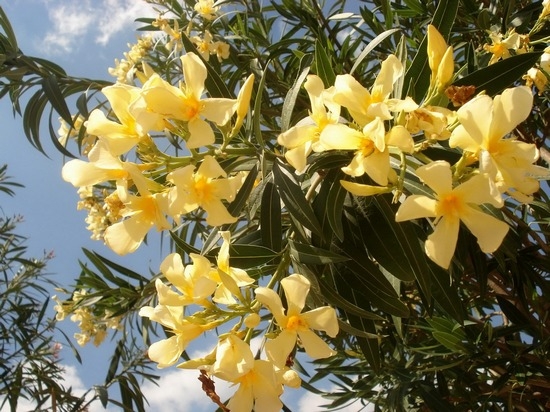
[452,52,543,96]
[41,75,73,125]
[272,160,323,237]
[281,54,311,132]
[289,239,349,265]
[404,0,459,100]
[314,38,336,87]
[260,181,282,252]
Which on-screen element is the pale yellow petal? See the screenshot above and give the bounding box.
[227,385,254,412]
[460,207,509,253]
[449,124,480,152]
[298,329,336,359]
[333,74,371,125]
[278,124,317,148]
[254,287,286,326]
[251,361,284,412]
[284,142,312,172]
[490,86,532,141]
[386,125,414,153]
[395,195,438,221]
[143,83,186,120]
[203,199,237,226]
[265,329,297,367]
[104,216,152,255]
[160,253,185,285]
[436,46,454,88]
[187,117,214,148]
[427,25,448,72]
[101,83,138,126]
[340,180,391,196]
[363,150,391,186]
[456,94,493,147]
[416,160,453,195]
[301,306,339,337]
[202,98,237,125]
[212,335,254,381]
[281,274,310,316]
[320,123,363,150]
[181,52,206,99]
[372,54,403,100]
[454,174,503,208]
[425,215,460,269]
[342,152,366,177]
[198,155,227,178]
[148,335,184,368]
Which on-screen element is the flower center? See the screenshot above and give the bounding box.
[438,193,463,217]
[181,94,202,121]
[359,138,376,157]
[286,315,307,331]
[193,175,214,203]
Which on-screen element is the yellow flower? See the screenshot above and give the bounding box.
[140,52,236,149]
[61,140,134,187]
[395,161,508,269]
[331,55,417,128]
[154,253,217,306]
[211,335,283,412]
[167,155,240,226]
[139,304,217,368]
[483,28,520,65]
[211,231,255,304]
[406,105,455,141]
[427,25,454,91]
[104,172,171,255]
[230,73,255,138]
[255,274,339,367]
[449,86,547,202]
[191,30,214,61]
[194,0,219,20]
[86,84,162,156]
[321,120,414,185]
[277,75,340,171]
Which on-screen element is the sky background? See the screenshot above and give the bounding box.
[0,1,367,411]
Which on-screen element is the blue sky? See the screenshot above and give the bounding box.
[0,1,369,410]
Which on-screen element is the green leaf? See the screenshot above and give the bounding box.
[452,52,543,96]
[314,38,336,87]
[227,163,259,217]
[272,160,323,237]
[207,244,279,269]
[281,54,311,132]
[341,249,410,318]
[260,181,282,252]
[41,75,73,125]
[431,265,465,322]
[288,239,349,265]
[404,0,459,100]
[0,6,18,50]
[350,28,401,75]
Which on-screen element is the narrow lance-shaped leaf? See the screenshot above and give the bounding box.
[260,181,282,252]
[281,54,311,132]
[452,52,543,96]
[272,160,324,238]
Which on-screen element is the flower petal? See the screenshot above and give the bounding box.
[301,306,339,337]
[454,173,503,208]
[148,335,184,368]
[254,287,286,326]
[187,117,215,148]
[460,206,509,253]
[490,86,533,141]
[181,52,206,99]
[265,329,297,367]
[281,274,310,316]
[104,216,153,255]
[425,215,460,269]
[395,195,438,222]
[298,329,336,359]
[456,94,494,148]
[416,160,453,195]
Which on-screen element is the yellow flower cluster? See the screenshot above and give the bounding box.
[53,290,121,347]
[138,235,338,411]
[108,35,154,84]
[277,25,547,269]
[62,52,254,255]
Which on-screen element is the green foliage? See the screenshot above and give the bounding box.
[2,0,550,411]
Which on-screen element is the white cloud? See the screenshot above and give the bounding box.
[40,0,156,54]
